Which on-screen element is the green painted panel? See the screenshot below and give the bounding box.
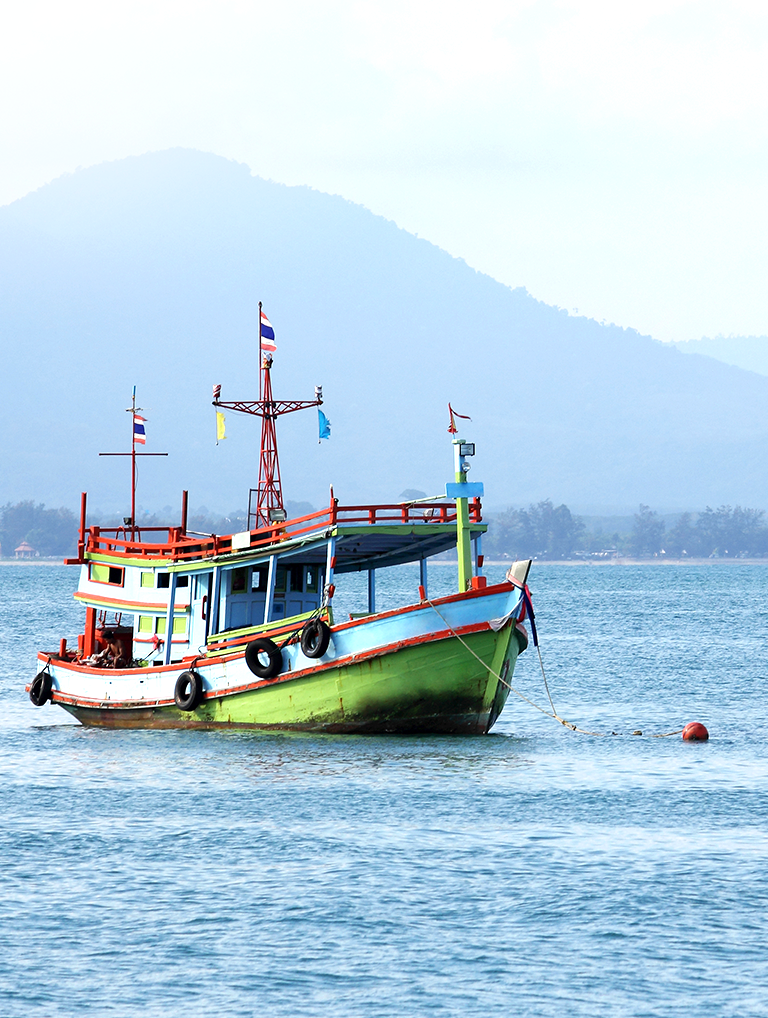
[190,627,514,730]
[65,624,521,734]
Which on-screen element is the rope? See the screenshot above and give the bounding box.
[426,597,683,739]
[277,604,326,650]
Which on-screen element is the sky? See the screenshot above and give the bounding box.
[2,0,767,343]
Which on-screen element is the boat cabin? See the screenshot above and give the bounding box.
[64,495,487,668]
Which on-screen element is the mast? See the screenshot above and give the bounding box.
[130,386,137,531]
[213,304,323,529]
[258,300,263,402]
[99,388,168,538]
[258,356,283,525]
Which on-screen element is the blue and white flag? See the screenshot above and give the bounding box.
[318,409,331,441]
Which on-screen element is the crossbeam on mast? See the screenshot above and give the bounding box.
[213,399,321,417]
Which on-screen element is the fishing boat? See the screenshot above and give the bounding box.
[27,309,532,733]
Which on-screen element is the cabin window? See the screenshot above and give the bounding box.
[90,563,124,586]
[275,567,287,593]
[251,566,268,592]
[138,616,184,636]
[156,572,187,588]
[141,572,154,588]
[305,567,319,594]
[231,568,248,594]
[288,565,304,592]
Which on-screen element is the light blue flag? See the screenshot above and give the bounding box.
[318,409,331,441]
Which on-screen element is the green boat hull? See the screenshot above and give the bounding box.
[59,624,522,734]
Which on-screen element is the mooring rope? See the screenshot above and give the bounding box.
[426,597,683,738]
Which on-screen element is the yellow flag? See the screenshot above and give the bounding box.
[216,411,226,443]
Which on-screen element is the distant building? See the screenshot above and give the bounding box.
[15,540,37,559]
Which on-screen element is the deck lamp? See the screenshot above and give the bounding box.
[459,443,475,457]
[268,508,287,522]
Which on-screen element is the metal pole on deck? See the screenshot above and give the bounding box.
[99,388,167,535]
[419,558,428,597]
[164,573,177,665]
[453,439,473,592]
[263,557,277,625]
[131,386,136,537]
[259,300,263,402]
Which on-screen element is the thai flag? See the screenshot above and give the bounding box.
[260,309,277,353]
[133,414,146,445]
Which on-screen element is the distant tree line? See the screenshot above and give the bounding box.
[4,496,768,560]
[0,502,78,557]
[0,500,315,557]
[483,500,768,560]
[659,505,768,558]
[484,500,585,560]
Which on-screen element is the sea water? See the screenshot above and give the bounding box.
[1,562,767,1017]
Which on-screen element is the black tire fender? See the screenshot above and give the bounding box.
[174,670,204,711]
[29,670,52,707]
[245,638,283,679]
[300,619,331,659]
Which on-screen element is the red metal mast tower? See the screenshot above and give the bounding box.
[213,303,323,530]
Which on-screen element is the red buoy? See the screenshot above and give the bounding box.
[682,722,709,741]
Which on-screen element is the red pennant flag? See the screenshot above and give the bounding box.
[447,403,472,434]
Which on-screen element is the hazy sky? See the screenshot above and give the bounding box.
[2,0,767,343]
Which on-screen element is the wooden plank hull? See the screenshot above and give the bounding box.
[55,624,521,734]
[37,584,527,735]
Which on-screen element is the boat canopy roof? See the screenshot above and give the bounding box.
[330,522,484,573]
[191,520,487,575]
[69,498,486,574]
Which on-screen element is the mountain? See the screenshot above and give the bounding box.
[674,336,768,377]
[3,148,768,516]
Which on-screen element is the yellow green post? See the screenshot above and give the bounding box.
[453,439,473,591]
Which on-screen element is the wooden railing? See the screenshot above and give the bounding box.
[71,497,483,563]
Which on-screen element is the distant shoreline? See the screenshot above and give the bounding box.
[488,558,768,566]
[0,558,69,566]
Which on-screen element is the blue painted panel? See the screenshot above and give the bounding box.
[445,482,484,498]
[314,585,523,665]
